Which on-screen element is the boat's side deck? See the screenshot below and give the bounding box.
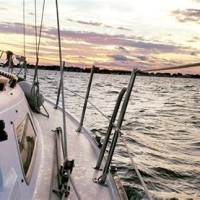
[33,100,121,200]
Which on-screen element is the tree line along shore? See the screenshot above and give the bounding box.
[1,63,200,79]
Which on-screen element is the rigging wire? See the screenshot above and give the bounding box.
[33,0,39,83]
[142,62,200,72]
[23,0,25,59]
[22,0,28,80]
[65,88,111,121]
[54,1,83,199]
[120,133,152,200]
[34,0,38,63]
[29,0,49,117]
[55,0,68,159]
[32,0,46,83]
[37,0,46,55]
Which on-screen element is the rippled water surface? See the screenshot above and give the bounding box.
[30,70,200,199]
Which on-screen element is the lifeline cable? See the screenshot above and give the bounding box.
[142,62,200,72]
[120,133,152,200]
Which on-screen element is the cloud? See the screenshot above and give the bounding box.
[108,54,129,61]
[187,36,200,43]
[172,9,200,23]
[67,19,102,26]
[52,29,180,53]
[1,22,196,73]
[0,22,51,40]
[191,51,197,56]
[117,46,129,53]
[0,21,185,55]
[117,27,132,31]
[0,22,24,35]
[67,18,131,31]
[0,22,191,58]
[29,12,35,16]
[104,25,113,28]
[136,55,148,61]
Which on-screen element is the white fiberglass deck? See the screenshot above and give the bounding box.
[34,99,121,200]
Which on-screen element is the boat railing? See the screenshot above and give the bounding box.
[94,87,127,170]
[55,66,152,199]
[73,68,152,199]
[94,69,137,183]
[91,69,152,199]
[76,65,95,132]
[55,64,95,133]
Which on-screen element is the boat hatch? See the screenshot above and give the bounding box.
[15,114,37,184]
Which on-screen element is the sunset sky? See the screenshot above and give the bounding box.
[0,0,200,74]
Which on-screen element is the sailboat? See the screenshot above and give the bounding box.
[1,1,200,200]
[0,1,135,199]
[0,62,131,200]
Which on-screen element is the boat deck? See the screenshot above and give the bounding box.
[33,99,121,200]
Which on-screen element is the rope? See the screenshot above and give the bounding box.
[34,0,38,67]
[142,62,200,72]
[23,0,25,59]
[33,0,46,83]
[68,174,82,200]
[120,133,152,200]
[55,0,68,159]
[60,61,68,158]
[64,88,111,122]
[22,1,28,80]
[37,0,46,55]
[27,0,49,117]
[55,0,63,69]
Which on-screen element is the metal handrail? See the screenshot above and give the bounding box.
[76,65,95,132]
[95,69,138,184]
[94,87,127,170]
[55,75,62,109]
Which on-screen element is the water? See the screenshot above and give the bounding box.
[30,69,200,199]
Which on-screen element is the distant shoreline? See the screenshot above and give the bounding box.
[26,64,200,79]
[1,63,200,79]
